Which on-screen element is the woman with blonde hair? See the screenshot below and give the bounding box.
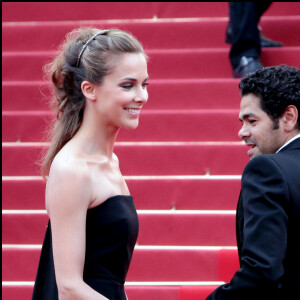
[32,27,149,300]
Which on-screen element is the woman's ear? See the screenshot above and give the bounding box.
[81,81,96,101]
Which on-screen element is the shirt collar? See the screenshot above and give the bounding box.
[276,134,300,153]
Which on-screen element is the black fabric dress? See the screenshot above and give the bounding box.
[32,195,139,300]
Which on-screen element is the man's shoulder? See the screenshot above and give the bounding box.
[272,139,300,167]
[245,139,300,169]
[242,154,281,181]
[244,154,274,169]
[243,147,299,180]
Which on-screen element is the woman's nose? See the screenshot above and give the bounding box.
[134,88,148,104]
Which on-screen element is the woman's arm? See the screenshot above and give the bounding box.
[46,159,108,300]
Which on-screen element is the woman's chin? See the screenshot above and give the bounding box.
[123,120,139,130]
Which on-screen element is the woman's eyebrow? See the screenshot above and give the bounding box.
[121,77,136,81]
[121,76,149,81]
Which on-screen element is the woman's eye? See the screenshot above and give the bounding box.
[249,120,257,124]
[121,83,133,89]
[142,82,149,88]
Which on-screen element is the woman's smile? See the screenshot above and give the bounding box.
[123,107,142,117]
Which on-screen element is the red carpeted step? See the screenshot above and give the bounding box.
[3,213,236,246]
[2,82,51,111]
[1,2,228,22]
[2,179,46,210]
[125,286,180,300]
[138,214,236,246]
[218,248,240,282]
[2,247,239,282]
[3,17,300,52]
[3,48,300,81]
[2,144,249,176]
[3,2,300,22]
[129,178,241,210]
[1,285,220,300]
[3,111,51,143]
[179,286,221,300]
[2,79,241,111]
[2,110,241,142]
[2,286,180,300]
[2,178,241,210]
[2,286,34,300]
[2,20,230,52]
[126,286,219,300]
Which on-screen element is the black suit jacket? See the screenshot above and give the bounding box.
[206,137,300,300]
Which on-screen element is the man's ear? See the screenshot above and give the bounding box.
[282,105,298,131]
[81,80,96,101]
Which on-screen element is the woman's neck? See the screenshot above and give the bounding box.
[71,113,120,161]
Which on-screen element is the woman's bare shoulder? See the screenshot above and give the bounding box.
[50,150,91,182]
[46,151,92,213]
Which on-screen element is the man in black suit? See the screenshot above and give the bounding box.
[227,2,283,78]
[206,65,300,300]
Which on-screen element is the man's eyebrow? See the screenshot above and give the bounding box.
[239,113,257,121]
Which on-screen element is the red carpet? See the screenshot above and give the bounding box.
[3,2,300,299]
[3,178,241,210]
[3,213,236,245]
[3,48,300,81]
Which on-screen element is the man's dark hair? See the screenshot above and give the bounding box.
[239,65,300,129]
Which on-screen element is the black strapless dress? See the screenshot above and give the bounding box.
[32,195,139,300]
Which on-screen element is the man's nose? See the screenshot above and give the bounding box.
[238,124,250,139]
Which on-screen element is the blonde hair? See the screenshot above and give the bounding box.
[40,27,146,178]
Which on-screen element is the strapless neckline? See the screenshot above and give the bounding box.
[88,195,133,211]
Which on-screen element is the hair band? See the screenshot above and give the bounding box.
[76,30,109,67]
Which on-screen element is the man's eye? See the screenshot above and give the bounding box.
[249,120,257,124]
